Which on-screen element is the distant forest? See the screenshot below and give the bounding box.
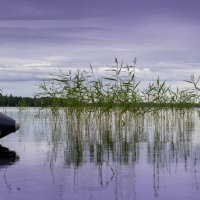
[0,93,50,107]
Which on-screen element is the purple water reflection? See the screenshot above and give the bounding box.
[0,108,200,200]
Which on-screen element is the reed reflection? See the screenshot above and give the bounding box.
[40,108,200,198]
[46,108,199,166]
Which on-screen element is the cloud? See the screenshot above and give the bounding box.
[0,58,54,81]
[22,62,52,68]
[0,20,107,46]
[0,0,200,22]
[0,0,200,96]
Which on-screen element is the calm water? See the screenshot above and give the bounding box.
[1,107,200,200]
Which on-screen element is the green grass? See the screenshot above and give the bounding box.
[36,58,200,111]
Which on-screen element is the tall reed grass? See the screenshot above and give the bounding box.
[37,59,200,110]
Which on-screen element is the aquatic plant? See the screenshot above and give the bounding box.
[37,59,200,110]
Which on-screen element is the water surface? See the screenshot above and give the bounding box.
[1,107,200,200]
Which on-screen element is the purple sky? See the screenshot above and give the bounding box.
[0,0,200,96]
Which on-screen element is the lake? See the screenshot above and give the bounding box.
[1,107,200,200]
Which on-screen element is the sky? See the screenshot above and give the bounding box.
[0,0,200,96]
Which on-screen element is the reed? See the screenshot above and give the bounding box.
[37,59,200,111]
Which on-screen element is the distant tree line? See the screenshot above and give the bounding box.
[0,93,37,107]
[0,93,83,107]
[0,93,57,107]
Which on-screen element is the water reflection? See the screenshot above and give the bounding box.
[49,109,197,166]
[15,108,200,199]
[0,145,19,167]
[61,109,198,196]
